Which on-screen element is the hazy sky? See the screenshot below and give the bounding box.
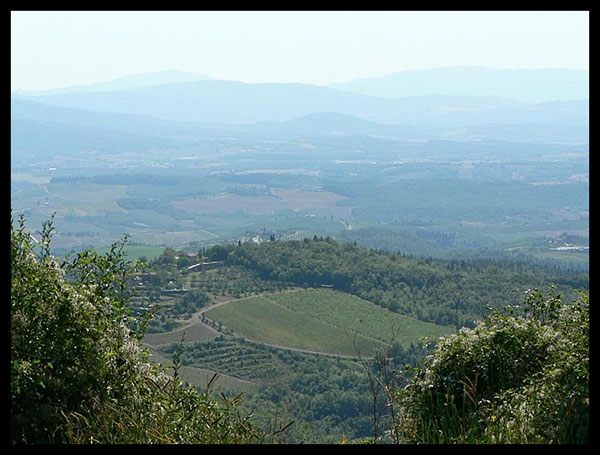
[11,10,589,90]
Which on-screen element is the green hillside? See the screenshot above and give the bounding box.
[268,288,452,345]
[205,293,380,357]
[209,238,588,326]
[204,289,451,357]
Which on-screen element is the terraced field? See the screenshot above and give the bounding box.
[144,321,219,346]
[147,347,259,395]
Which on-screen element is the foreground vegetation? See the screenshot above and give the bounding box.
[11,214,264,444]
[393,289,589,444]
[11,214,589,444]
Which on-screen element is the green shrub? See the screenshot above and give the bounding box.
[396,289,589,444]
[11,213,263,444]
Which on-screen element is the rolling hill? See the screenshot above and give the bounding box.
[329,66,589,103]
[11,79,588,128]
[12,69,214,96]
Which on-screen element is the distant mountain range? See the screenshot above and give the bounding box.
[11,69,214,96]
[11,93,589,164]
[10,66,589,162]
[329,66,589,103]
[10,79,588,128]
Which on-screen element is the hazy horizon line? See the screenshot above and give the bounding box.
[11,64,590,93]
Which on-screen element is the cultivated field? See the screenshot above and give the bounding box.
[147,348,258,395]
[268,288,453,347]
[205,295,381,357]
[172,188,353,219]
[204,289,452,357]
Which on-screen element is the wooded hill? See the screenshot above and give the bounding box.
[205,237,588,327]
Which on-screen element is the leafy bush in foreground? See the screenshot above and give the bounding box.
[396,289,589,444]
[11,214,262,444]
